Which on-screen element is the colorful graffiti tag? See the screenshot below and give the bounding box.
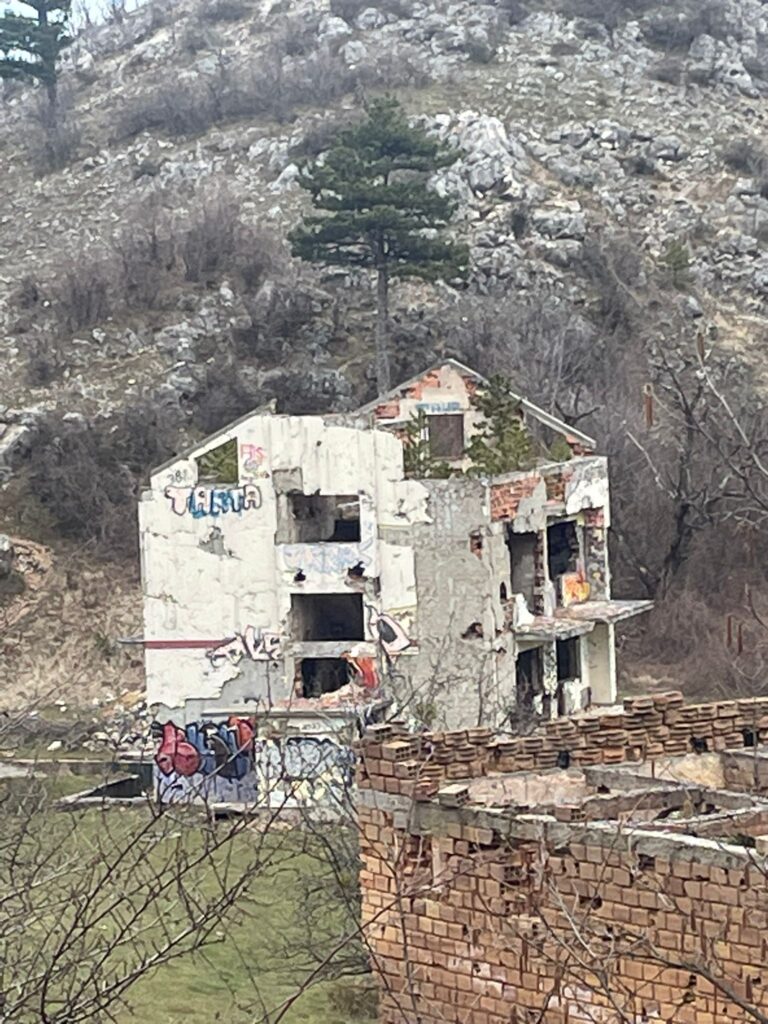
[240,443,270,480]
[207,627,283,668]
[165,485,262,518]
[153,719,355,807]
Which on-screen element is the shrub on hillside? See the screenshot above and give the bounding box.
[330,0,408,23]
[21,403,179,555]
[51,256,115,333]
[26,93,82,175]
[199,0,250,22]
[113,78,216,140]
[648,57,683,85]
[722,138,767,177]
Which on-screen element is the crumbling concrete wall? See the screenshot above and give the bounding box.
[388,478,516,732]
[140,415,427,719]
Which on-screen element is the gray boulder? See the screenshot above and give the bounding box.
[0,534,14,580]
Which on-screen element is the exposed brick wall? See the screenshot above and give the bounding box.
[543,468,566,503]
[359,805,768,1024]
[405,370,442,400]
[490,477,542,522]
[357,697,768,1024]
[374,400,402,419]
[357,693,768,803]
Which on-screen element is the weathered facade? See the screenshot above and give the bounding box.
[139,360,649,786]
[357,694,768,1023]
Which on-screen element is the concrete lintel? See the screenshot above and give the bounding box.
[357,787,766,870]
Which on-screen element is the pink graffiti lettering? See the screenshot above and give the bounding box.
[241,444,268,478]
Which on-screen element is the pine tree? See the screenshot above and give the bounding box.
[290,98,468,395]
[465,375,535,477]
[0,0,71,106]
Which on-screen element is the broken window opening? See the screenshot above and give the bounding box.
[279,493,361,544]
[291,592,365,642]
[196,437,238,484]
[516,647,543,717]
[507,529,537,612]
[299,657,350,698]
[556,638,581,681]
[461,622,484,640]
[427,414,465,459]
[547,520,580,581]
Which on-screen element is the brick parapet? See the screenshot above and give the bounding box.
[358,778,768,1024]
[356,694,768,801]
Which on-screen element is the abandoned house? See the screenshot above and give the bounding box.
[357,692,768,1023]
[140,360,650,747]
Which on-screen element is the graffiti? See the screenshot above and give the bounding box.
[240,443,270,480]
[368,607,413,658]
[208,626,283,668]
[560,572,590,608]
[154,719,355,808]
[342,645,380,690]
[415,400,462,413]
[280,493,376,581]
[166,466,194,486]
[165,485,262,518]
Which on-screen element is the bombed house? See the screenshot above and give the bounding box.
[140,361,650,803]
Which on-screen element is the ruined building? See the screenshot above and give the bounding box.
[141,361,649,802]
[357,693,768,1023]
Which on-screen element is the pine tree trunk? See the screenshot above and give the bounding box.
[375,264,391,395]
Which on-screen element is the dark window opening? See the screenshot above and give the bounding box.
[500,582,508,602]
[507,529,537,612]
[461,622,484,639]
[300,657,350,698]
[547,520,580,580]
[556,750,571,769]
[557,638,581,680]
[428,414,464,459]
[291,592,364,641]
[691,736,709,754]
[516,647,543,716]
[196,437,238,484]
[281,493,361,543]
[743,728,757,748]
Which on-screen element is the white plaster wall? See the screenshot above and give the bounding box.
[564,457,611,524]
[140,415,422,714]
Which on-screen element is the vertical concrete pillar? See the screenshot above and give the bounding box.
[585,622,617,705]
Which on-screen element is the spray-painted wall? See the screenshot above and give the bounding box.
[140,415,429,719]
[153,716,358,810]
[139,368,624,736]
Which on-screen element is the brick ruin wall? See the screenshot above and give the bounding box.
[358,692,768,801]
[356,695,768,1024]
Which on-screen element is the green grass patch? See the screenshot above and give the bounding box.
[1,778,375,1024]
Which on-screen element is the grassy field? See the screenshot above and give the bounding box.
[1,766,376,1024]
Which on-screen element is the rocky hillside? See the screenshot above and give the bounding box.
[2,0,768,708]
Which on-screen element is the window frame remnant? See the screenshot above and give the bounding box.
[427,414,465,460]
